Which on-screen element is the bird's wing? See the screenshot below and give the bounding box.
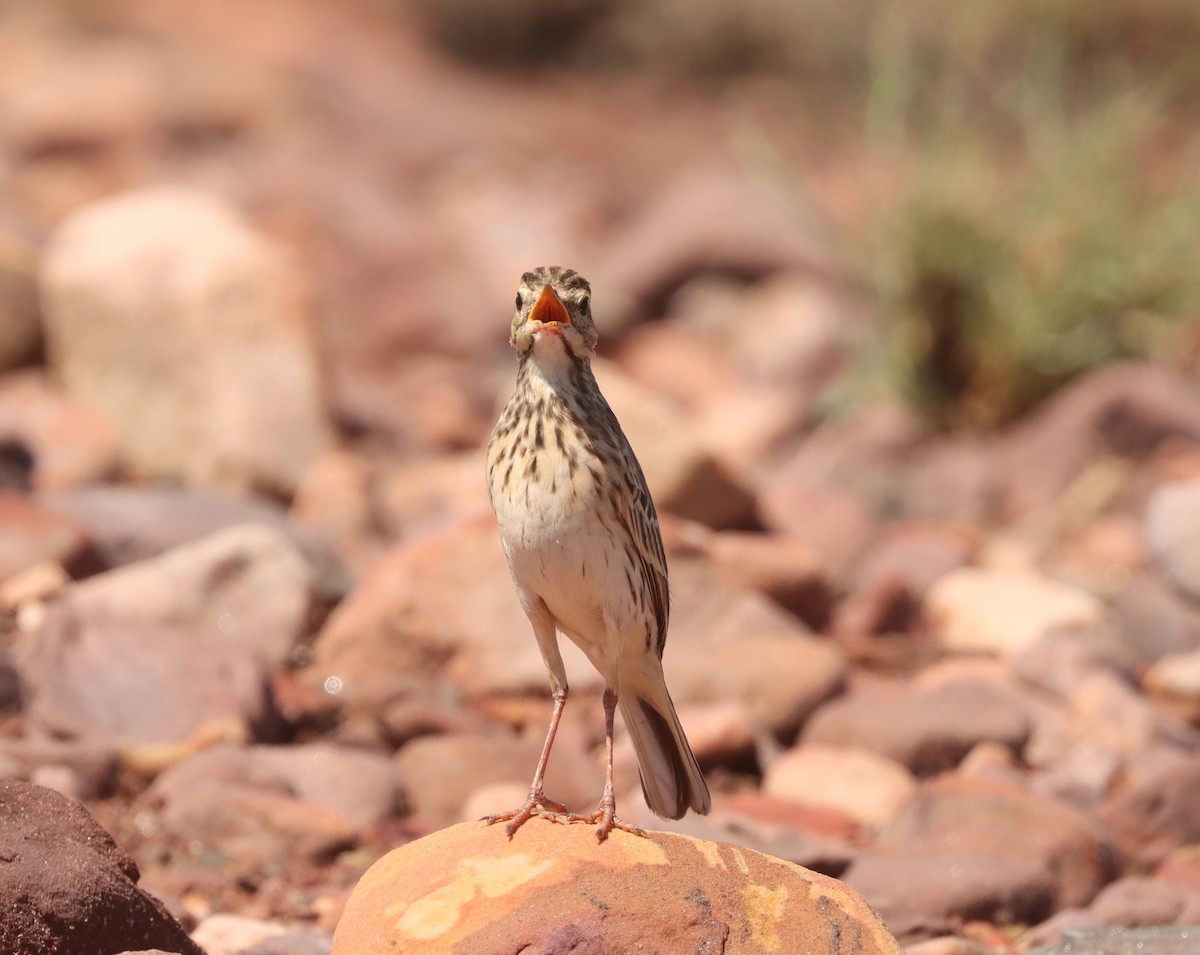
[616,449,670,656]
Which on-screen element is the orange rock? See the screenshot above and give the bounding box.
[332,819,902,954]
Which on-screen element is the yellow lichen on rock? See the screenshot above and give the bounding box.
[743,884,789,950]
[391,854,553,941]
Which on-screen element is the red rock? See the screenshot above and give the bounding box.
[1011,630,1137,700]
[593,357,758,530]
[1020,910,1102,950]
[307,512,598,712]
[697,382,814,468]
[706,529,832,629]
[395,732,595,829]
[112,950,180,955]
[0,779,203,955]
[665,586,845,740]
[1030,740,1123,806]
[373,452,488,541]
[0,491,95,581]
[894,437,996,524]
[874,775,1116,909]
[844,853,1054,939]
[1099,754,1200,868]
[40,485,340,583]
[1157,846,1200,895]
[0,737,117,801]
[712,791,861,844]
[771,403,924,512]
[243,928,337,954]
[2,44,159,160]
[672,701,758,767]
[996,362,1200,517]
[65,521,317,667]
[595,164,840,336]
[1086,875,1200,927]
[150,742,404,833]
[838,522,978,636]
[758,478,875,583]
[13,523,319,746]
[615,318,737,409]
[850,522,978,602]
[0,371,121,490]
[682,793,859,873]
[0,559,68,612]
[1070,669,1195,756]
[331,819,903,955]
[802,675,1030,776]
[16,609,271,748]
[712,273,853,389]
[140,759,362,872]
[291,449,383,572]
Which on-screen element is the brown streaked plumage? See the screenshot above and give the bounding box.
[484,265,710,841]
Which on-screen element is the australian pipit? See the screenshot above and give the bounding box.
[485,265,711,841]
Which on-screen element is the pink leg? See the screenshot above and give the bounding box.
[571,687,646,841]
[484,687,571,836]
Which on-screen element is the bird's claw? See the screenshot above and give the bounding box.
[566,804,647,842]
[483,791,571,837]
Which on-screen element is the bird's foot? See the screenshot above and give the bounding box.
[567,801,647,842]
[483,790,572,838]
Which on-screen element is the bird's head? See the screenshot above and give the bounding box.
[510,266,598,360]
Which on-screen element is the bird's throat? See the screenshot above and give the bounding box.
[520,336,592,403]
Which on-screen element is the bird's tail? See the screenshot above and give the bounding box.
[619,667,711,820]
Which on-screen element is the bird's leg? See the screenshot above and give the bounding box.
[483,686,571,836]
[571,687,646,841]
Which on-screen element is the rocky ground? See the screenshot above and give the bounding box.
[2,2,1200,954]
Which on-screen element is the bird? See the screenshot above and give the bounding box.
[484,265,711,841]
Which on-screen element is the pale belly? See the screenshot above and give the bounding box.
[491,471,640,675]
[487,357,654,676]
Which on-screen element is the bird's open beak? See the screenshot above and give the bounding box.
[530,284,571,327]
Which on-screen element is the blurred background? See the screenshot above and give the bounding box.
[6,0,1200,482]
[7,0,1200,460]
[5,0,1200,947]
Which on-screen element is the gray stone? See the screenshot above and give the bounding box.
[1028,926,1200,955]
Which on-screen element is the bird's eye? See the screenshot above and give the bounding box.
[578,294,590,311]
[515,293,522,309]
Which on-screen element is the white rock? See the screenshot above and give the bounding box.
[190,914,287,955]
[1146,478,1200,599]
[927,568,1105,656]
[1144,647,1200,723]
[40,186,330,494]
[764,744,916,827]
